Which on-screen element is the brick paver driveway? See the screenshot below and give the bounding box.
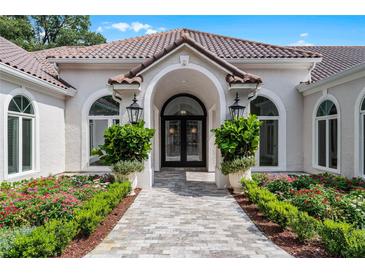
[86,170,290,258]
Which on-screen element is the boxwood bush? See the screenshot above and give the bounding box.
[2,181,131,258]
[242,178,365,257]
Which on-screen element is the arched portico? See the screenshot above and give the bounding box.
[140,63,228,189]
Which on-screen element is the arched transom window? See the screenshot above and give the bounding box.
[7,95,35,175]
[315,99,339,171]
[250,96,279,167]
[360,97,365,176]
[88,95,120,166]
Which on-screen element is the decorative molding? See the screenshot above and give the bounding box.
[180,55,190,66]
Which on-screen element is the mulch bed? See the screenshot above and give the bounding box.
[60,188,141,258]
[230,189,330,258]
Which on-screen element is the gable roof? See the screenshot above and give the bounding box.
[0,37,74,91]
[34,28,321,61]
[108,32,262,86]
[294,46,365,82]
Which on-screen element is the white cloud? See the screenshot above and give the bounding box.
[300,32,309,37]
[111,22,130,32]
[96,26,103,33]
[131,22,151,32]
[109,21,166,35]
[145,29,158,35]
[289,40,314,46]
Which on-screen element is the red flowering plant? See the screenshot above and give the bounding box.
[0,175,111,229]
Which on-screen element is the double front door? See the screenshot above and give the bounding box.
[161,117,206,167]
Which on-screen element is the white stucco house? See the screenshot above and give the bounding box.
[1,28,365,188]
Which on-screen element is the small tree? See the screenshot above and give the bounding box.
[92,121,155,165]
[212,115,261,175]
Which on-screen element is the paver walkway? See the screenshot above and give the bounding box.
[86,170,290,258]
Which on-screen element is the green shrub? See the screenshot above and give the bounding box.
[266,179,293,199]
[212,115,261,174]
[333,191,365,229]
[264,200,298,228]
[220,156,255,175]
[320,219,365,257]
[112,160,145,181]
[5,219,78,258]
[75,181,131,236]
[289,211,320,242]
[92,121,154,165]
[251,173,270,185]
[2,181,131,257]
[0,226,33,257]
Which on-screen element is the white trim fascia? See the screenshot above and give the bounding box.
[47,57,322,65]
[298,62,365,95]
[226,57,322,64]
[47,58,147,64]
[136,43,233,77]
[112,84,140,90]
[0,63,76,97]
[229,83,260,90]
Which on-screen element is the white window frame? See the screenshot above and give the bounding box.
[360,102,365,177]
[250,89,286,172]
[86,95,122,168]
[255,115,280,169]
[5,94,36,179]
[313,96,341,174]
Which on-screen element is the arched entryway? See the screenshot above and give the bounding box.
[161,94,207,167]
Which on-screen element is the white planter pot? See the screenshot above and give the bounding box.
[127,172,138,196]
[228,169,251,194]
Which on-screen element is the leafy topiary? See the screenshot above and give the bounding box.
[212,115,261,162]
[92,121,154,165]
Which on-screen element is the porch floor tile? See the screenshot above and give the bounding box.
[85,170,290,258]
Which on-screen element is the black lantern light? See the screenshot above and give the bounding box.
[229,92,245,119]
[127,94,143,124]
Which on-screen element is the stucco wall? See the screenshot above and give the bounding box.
[0,78,66,181]
[238,66,311,172]
[303,76,365,178]
[59,68,131,171]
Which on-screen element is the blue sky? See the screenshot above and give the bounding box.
[90,16,365,46]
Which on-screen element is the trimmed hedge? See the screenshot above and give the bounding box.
[320,220,365,258]
[242,178,365,257]
[3,181,131,258]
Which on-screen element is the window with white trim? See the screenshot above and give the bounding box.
[361,97,365,176]
[250,96,279,167]
[88,95,120,166]
[7,95,35,175]
[315,99,338,171]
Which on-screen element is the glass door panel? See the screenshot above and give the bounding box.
[186,120,203,162]
[165,120,181,162]
[259,119,278,166]
[89,119,109,165]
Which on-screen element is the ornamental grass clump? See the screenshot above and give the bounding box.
[112,160,145,182]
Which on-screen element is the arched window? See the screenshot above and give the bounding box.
[360,98,365,176]
[315,99,339,171]
[250,96,279,167]
[88,95,120,165]
[7,95,35,175]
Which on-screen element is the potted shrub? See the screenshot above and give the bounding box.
[92,121,154,194]
[212,115,261,193]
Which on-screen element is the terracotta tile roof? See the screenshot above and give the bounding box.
[294,46,365,82]
[36,28,321,60]
[108,32,262,86]
[0,37,73,90]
